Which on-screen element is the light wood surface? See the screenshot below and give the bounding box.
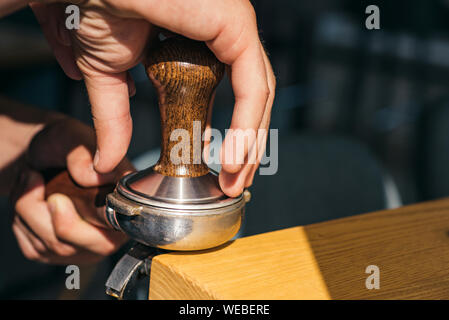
[149,198,449,299]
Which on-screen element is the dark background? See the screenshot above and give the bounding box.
[2,0,449,299]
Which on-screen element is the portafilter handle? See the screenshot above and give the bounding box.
[43,169,115,228]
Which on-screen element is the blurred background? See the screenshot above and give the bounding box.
[2,0,449,299]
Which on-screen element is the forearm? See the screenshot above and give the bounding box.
[0,96,62,195]
[0,0,28,18]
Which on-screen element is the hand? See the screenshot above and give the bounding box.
[10,117,134,264]
[32,0,276,197]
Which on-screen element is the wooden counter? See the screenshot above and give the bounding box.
[149,198,449,299]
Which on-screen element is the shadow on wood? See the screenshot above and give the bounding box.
[149,198,449,299]
[303,198,449,299]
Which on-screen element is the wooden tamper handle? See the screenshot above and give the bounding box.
[43,37,224,225]
[145,36,225,178]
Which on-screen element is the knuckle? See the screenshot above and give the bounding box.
[97,237,124,256]
[22,248,40,261]
[14,200,24,214]
[33,242,48,254]
[47,240,75,257]
[259,84,270,101]
[266,86,272,99]
[99,243,119,256]
[53,214,71,239]
[242,0,257,20]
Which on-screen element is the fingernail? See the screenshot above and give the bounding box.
[93,149,100,168]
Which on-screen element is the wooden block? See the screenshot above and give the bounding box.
[149,198,449,299]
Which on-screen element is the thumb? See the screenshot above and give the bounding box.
[47,193,127,254]
[83,71,133,174]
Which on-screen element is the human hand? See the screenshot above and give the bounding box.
[32,0,276,197]
[10,117,134,264]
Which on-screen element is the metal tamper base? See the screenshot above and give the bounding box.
[105,167,250,251]
[104,168,250,299]
[105,36,251,299]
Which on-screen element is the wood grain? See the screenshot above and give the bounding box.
[149,198,449,299]
[145,37,225,177]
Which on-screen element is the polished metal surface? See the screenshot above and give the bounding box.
[117,168,243,210]
[106,190,246,250]
[105,243,161,300]
[105,166,249,250]
[125,168,226,204]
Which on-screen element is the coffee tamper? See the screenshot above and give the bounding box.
[102,37,250,299]
[41,36,250,299]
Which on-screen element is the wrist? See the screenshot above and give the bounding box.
[0,97,66,195]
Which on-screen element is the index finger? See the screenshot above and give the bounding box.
[116,0,268,172]
[83,71,133,174]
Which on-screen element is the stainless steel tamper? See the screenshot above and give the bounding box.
[103,37,250,298]
[42,36,249,299]
[105,36,249,251]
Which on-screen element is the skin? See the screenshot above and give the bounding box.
[30,0,276,197]
[0,0,275,264]
[0,98,133,264]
